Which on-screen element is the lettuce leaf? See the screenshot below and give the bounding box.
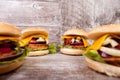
[84,50,105,63]
[0,47,29,65]
[48,44,56,54]
[58,44,63,48]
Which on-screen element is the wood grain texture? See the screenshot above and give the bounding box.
[61,0,120,33]
[0,0,61,46]
[94,0,120,26]
[0,0,120,80]
[0,54,120,80]
[0,0,61,27]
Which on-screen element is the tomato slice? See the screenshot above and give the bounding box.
[29,39,37,44]
[0,48,11,54]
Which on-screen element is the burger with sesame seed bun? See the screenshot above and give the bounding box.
[84,24,120,77]
[0,22,28,74]
[20,27,56,56]
[60,28,89,56]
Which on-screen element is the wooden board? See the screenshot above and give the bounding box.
[0,0,120,80]
[0,53,120,80]
[0,0,119,43]
[60,0,120,32]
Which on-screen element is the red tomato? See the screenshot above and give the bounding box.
[115,44,120,50]
[0,48,11,54]
[29,39,37,44]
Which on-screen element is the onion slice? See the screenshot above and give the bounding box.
[100,47,120,57]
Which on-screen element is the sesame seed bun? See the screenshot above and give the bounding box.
[64,28,88,38]
[21,27,48,39]
[0,59,24,75]
[0,22,20,37]
[61,28,88,56]
[88,24,120,40]
[60,48,84,56]
[85,56,120,77]
[28,50,49,56]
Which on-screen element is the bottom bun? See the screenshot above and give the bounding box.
[0,59,24,75]
[85,56,120,77]
[60,48,84,56]
[28,50,49,56]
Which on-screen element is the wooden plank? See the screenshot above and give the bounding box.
[61,0,120,32]
[0,0,120,80]
[94,0,120,26]
[0,54,120,80]
[0,0,61,45]
[0,0,61,27]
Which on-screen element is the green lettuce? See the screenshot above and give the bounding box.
[58,44,64,48]
[48,44,56,54]
[84,50,105,63]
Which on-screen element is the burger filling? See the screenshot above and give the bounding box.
[27,37,49,51]
[0,40,17,59]
[85,34,120,66]
[62,35,88,49]
[99,36,120,66]
[20,34,56,54]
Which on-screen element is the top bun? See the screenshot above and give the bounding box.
[21,27,48,39]
[64,28,88,38]
[88,24,120,40]
[0,22,20,37]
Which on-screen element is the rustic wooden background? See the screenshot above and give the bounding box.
[0,0,119,44]
[0,0,120,80]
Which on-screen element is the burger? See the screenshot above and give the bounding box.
[0,22,28,74]
[20,27,56,56]
[84,24,120,77]
[60,28,89,55]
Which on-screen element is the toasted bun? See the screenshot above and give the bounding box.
[0,59,24,74]
[28,50,49,56]
[60,48,84,56]
[64,28,88,38]
[0,22,20,37]
[85,56,120,77]
[21,27,48,39]
[88,24,120,40]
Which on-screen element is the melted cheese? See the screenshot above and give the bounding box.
[82,38,88,47]
[20,34,49,47]
[88,34,109,50]
[62,35,88,47]
[0,36,18,41]
[61,35,75,40]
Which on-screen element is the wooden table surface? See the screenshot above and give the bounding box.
[0,53,120,80]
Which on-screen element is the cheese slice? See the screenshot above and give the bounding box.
[61,35,75,40]
[82,38,88,47]
[62,35,88,47]
[0,36,18,41]
[88,34,109,50]
[20,34,49,47]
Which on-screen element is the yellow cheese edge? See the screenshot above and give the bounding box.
[20,34,49,47]
[0,36,18,41]
[61,35,75,40]
[82,38,89,47]
[62,35,88,47]
[87,34,109,51]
